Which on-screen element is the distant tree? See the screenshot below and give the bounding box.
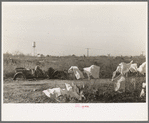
[13,50,24,56]
[12,51,25,57]
[41,54,44,57]
[13,50,21,55]
[107,54,110,57]
[3,52,12,58]
[5,51,10,55]
[26,53,32,56]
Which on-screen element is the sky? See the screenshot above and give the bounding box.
[2,2,147,56]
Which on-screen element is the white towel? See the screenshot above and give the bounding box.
[113,75,126,92]
[43,88,63,98]
[83,65,100,79]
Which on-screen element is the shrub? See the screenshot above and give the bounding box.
[3,53,146,79]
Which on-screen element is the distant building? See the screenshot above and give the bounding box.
[140,53,144,56]
[37,54,44,58]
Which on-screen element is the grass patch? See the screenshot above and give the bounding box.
[3,78,146,103]
[3,54,146,79]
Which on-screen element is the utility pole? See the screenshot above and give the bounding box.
[86,48,90,57]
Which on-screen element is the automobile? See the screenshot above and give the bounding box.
[13,67,47,80]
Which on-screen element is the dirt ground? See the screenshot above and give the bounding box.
[3,78,110,103]
[3,78,146,103]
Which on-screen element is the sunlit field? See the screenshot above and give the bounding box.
[3,53,145,79]
[3,53,146,103]
[3,77,145,103]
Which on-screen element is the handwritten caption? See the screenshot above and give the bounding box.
[75,104,89,109]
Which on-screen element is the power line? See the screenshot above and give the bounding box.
[3,35,145,55]
[2,35,136,52]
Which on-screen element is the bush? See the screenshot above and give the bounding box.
[73,77,146,103]
[3,53,146,79]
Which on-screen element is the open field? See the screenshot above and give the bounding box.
[3,77,146,103]
[3,54,146,103]
[3,54,146,79]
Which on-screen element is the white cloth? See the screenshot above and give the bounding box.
[140,82,146,98]
[113,75,126,92]
[118,60,133,75]
[71,82,80,94]
[137,62,146,75]
[65,83,72,91]
[65,82,84,100]
[129,63,138,73]
[65,83,79,94]
[43,83,84,100]
[68,66,84,79]
[140,89,145,98]
[112,61,133,81]
[43,88,62,98]
[83,65,100,79]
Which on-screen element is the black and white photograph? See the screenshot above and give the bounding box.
[2,2,148,121]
